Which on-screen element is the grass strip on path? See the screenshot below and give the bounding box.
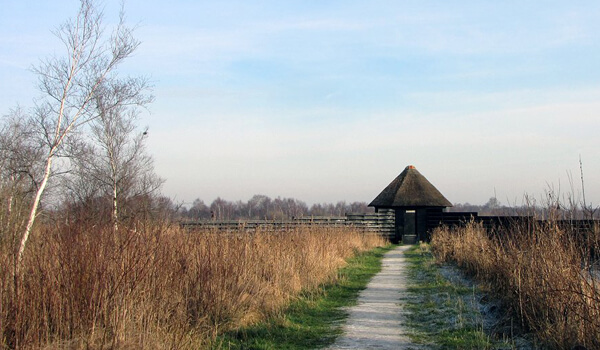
[212,244,395,350]
[403,244,514,350]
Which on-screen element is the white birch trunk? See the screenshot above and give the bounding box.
[17,154,53,269]
[112,177,119,232]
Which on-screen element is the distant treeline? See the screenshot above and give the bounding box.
[178,195,599,221]
[448,196,599,219]
[179,195,374,221]
[179,195,516,221]
[447,197,509,216]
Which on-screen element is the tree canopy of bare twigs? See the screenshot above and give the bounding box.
[64,80,160,230]
[0,108,45,248]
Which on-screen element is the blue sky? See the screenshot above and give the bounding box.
[1,1,599,207]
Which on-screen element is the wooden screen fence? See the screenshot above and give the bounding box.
[182,209,599,243]
[181,209,396,239]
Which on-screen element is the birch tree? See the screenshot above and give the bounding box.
[16,0,148,270]
[66,82,159,230]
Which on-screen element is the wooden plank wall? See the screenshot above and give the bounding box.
[181,209,397,239]
[182,210,598,243]
[426,211,600,236]
[346,209,395,238]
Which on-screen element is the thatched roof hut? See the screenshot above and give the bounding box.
[369,165,452,244]
[369,165,452,210]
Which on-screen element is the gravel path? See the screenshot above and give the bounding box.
[328,245,416,349]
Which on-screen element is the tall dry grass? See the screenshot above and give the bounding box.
[431,221,600,349]
[1,221,386,349]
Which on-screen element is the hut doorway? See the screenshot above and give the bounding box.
[404,210,416,236]
[402,210,418,244]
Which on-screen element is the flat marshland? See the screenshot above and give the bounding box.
[1,222,386,349]
[431,221,600,349]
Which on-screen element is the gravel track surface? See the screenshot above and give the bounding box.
[328,245,419,349]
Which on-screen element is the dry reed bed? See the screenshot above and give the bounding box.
[1,223,386,349]
[431,221,600,349]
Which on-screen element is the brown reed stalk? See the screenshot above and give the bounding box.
[431,221,600,349]
[0,220,385,349]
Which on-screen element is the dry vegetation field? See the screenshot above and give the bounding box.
[1,222,386,349]
[431,220,600,349]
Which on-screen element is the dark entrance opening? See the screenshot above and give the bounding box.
[402,210,417,244]
[404,210,415,235]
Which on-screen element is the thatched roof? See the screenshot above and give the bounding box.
[369,165,452,209]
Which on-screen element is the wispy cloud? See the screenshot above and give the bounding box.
[3,0,600,205]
